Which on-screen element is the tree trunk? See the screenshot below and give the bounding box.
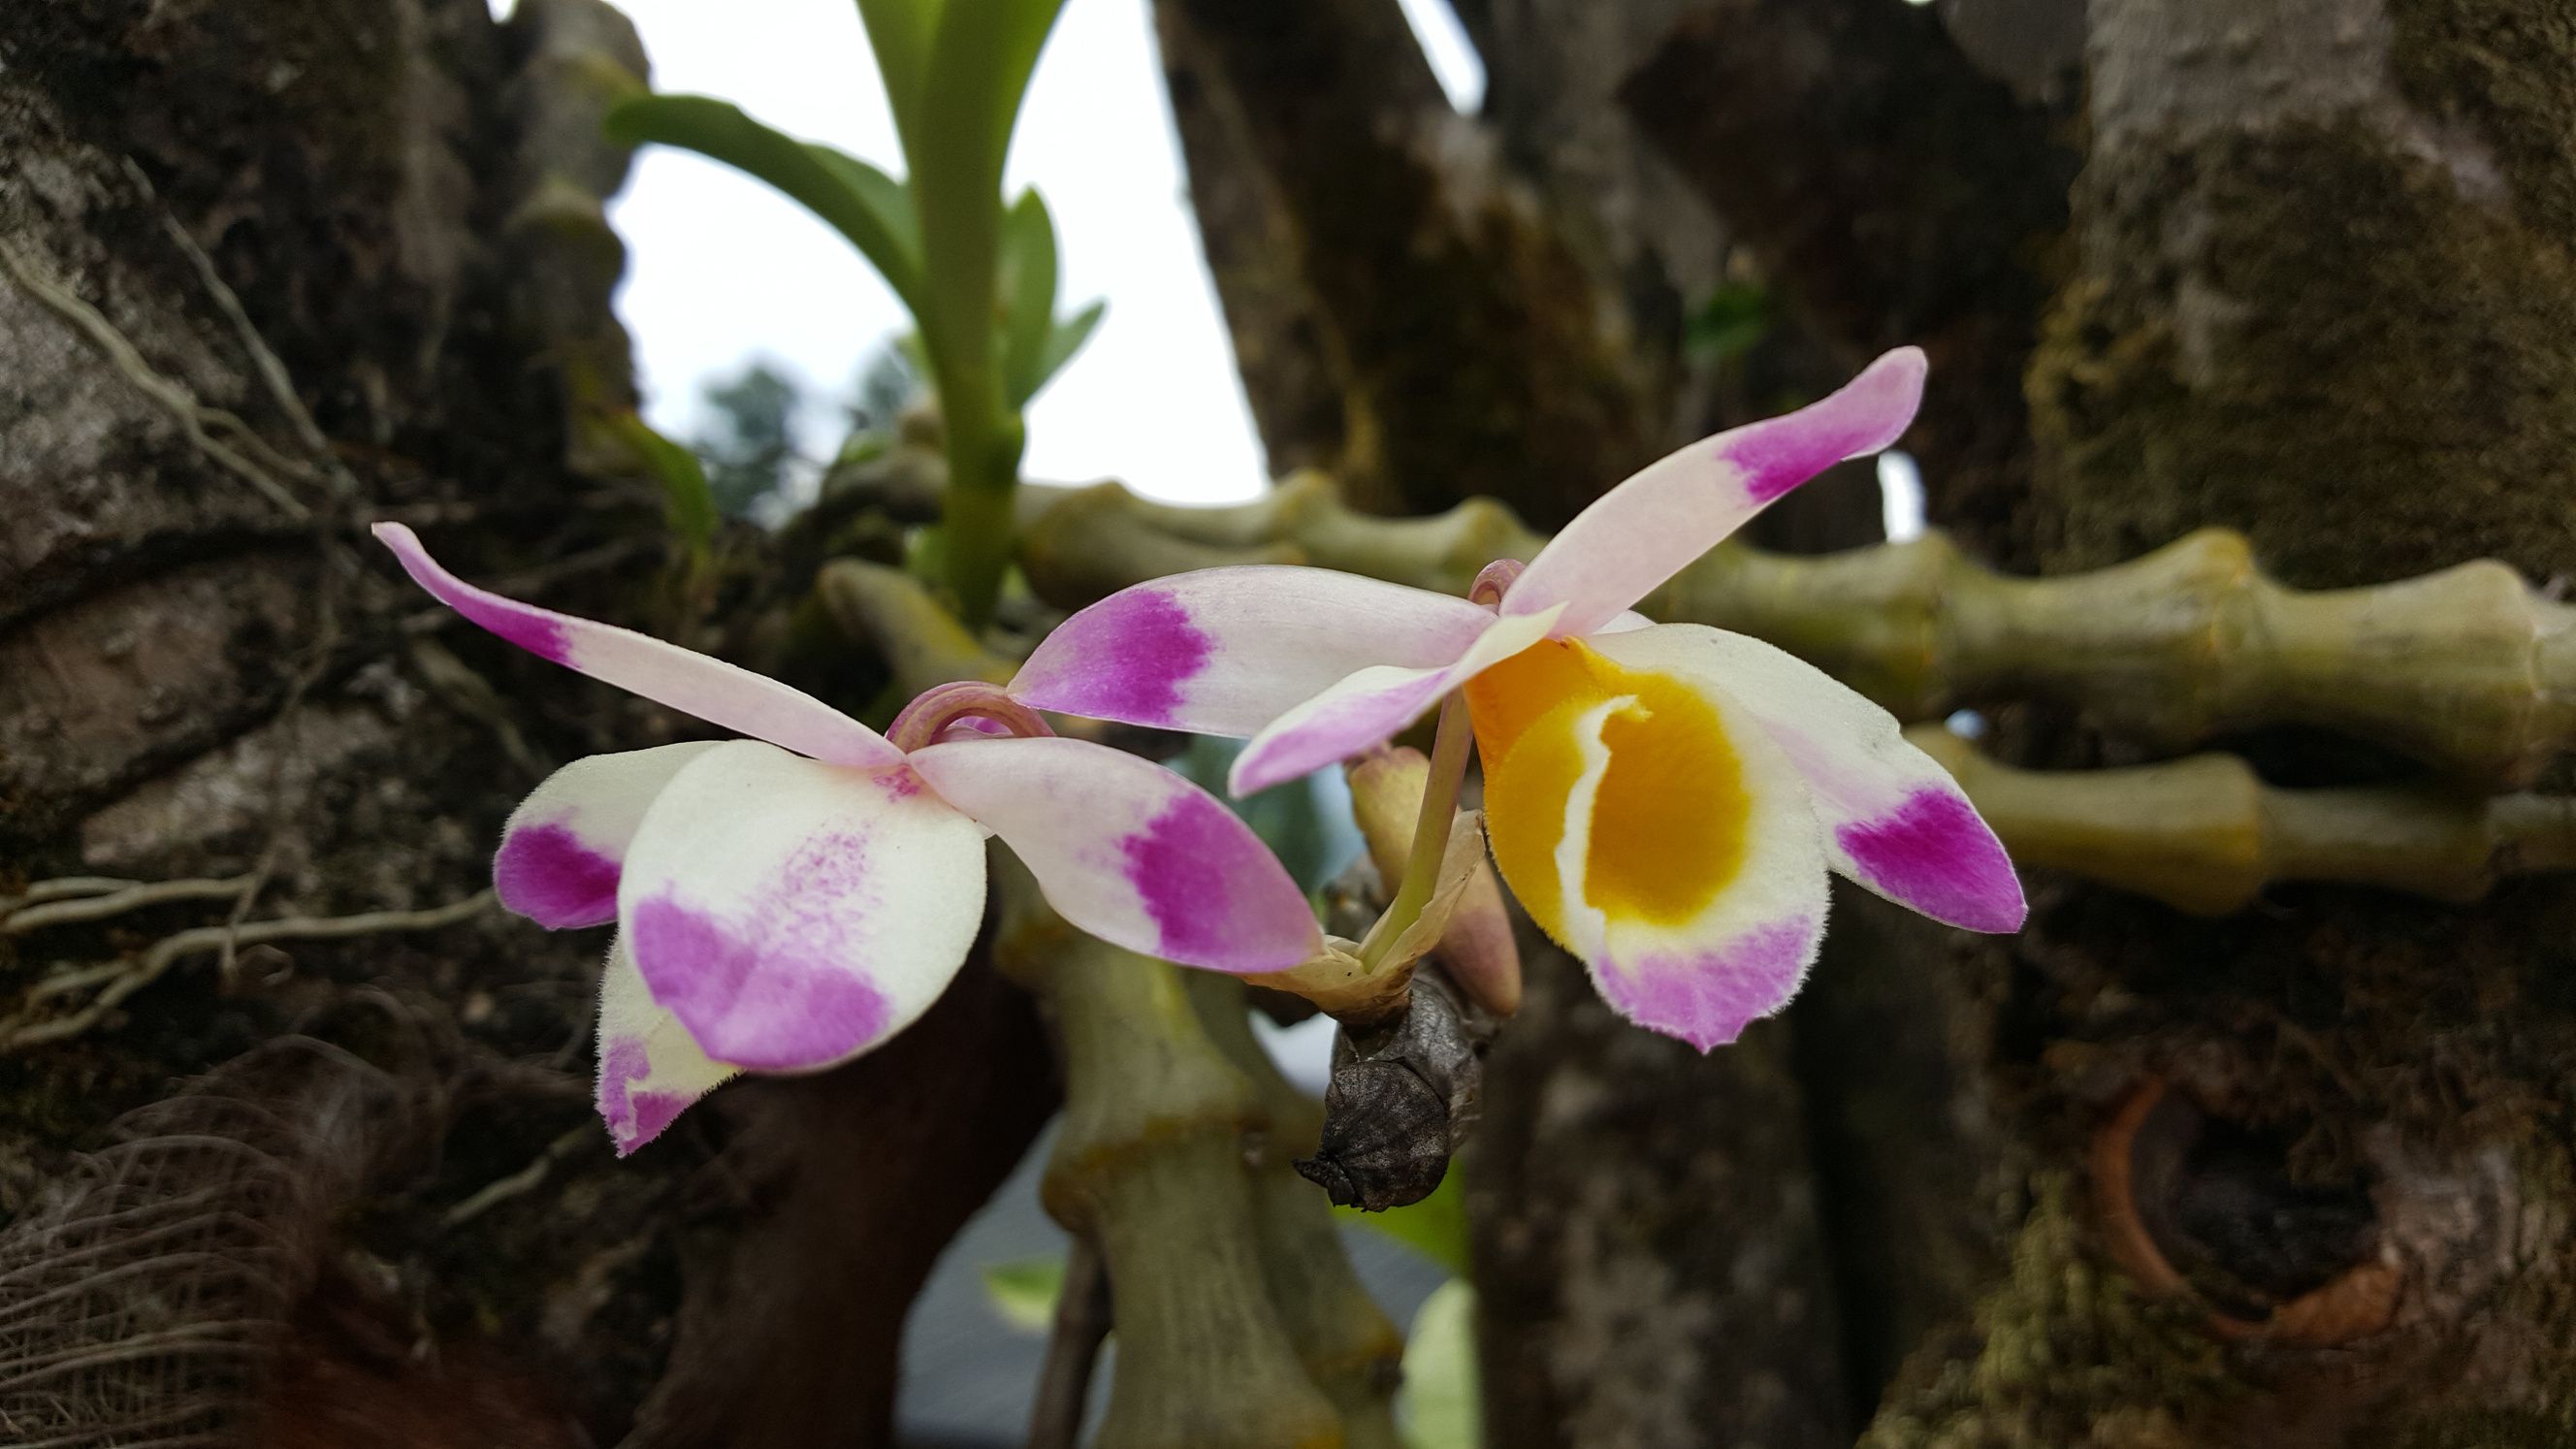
[1869,0,2576,1444]
[1157,0,2576,1444]
[0,3,1046,1444]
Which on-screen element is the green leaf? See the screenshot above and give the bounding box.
[807,145,922,264]
[1401,1280,1483,1449]
[605,94,921,306]
[978,1254,1065,1334]
[905,0,1071,398]
[1335,1167,1469,1277]
[855,0,946,145]
[606,412,717,555]
[998,189,1060,405]
[1025,299,1106,403]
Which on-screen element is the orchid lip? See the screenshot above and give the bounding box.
[886,680,1055,752]
[1469,558,1524,609]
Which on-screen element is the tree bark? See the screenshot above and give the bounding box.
[1867,1,2576,1444]
[0,3,1046,1444]
[1151,0,1665,525]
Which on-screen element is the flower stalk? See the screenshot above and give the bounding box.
[1358,691,1471,973]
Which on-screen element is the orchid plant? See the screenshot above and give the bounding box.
[375,524,1319,1153]
[1014,349,2028,1049]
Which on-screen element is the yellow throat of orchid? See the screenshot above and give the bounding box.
[1465,637,1752,944]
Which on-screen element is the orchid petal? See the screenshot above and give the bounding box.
[1468,637,1830,1048]
[495,743,723,928]
[374,524,899,769]
[1228,605,1563,796]
[616,740,986,1071]
[595,935,740,1155]
[1502,348,1926,635]
[1011,565,1495,737]
[908,735,1322,973]
[1588,625,2024,931]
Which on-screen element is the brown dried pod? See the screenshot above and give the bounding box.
[1297,967,1494,1210]
[2092,1077,2400,1346]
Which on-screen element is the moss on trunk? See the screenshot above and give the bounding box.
[1889,0,2576,1442]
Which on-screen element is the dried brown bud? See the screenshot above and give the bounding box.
[1297,967,1494,1210]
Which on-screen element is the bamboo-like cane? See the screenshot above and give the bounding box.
[1907,724,2576,915]
[1018,474,2576,789]
[829,557,1392,1444]
[1187,973,1407,1449]
[994,878,1344,1449]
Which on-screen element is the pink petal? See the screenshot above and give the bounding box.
[1586,624,2023,932]
[594,935,740,1155]
[907,736,1322,973]
[1503,348,1926,636]
[1228,607,1562,795]
[496,743,722,928]
[1011,565,1494,736]
[373,523,899,769]
[1589,913,1825,1051]
[616,741,987,1071]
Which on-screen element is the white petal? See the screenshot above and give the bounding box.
[374,523,899,768]
[1227,605,1562,795]
[1588,625,2023,931]
[1011,565,1495,737]
[595,935,741,1155]
[908,735,1321,973]
[1502,349,1925,635]
[616,740,987,1071]
[495,743,723,928]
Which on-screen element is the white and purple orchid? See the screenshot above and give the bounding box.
[373,525,1321,1154]
[1013,348,2026,1050]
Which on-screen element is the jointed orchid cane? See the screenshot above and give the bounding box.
[1013,348,2027,1049]
[373,525,1321,1153]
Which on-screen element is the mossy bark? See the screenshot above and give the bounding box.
[1875,0,2576,1443]
[0,3,1047,1443]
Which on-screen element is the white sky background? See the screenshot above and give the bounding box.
[594,0,1479,506]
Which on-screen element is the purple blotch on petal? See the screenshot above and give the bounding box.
[451,593,574,663]
[1029,587,1211,726]
[378,527,576,663]
[495,820,622,928]
[1729,349,1926,504]
[1121,790,1314,972]
[628,893,891,1072]
[1592,917,1819,1051]
[1836,788,2026,932]
[596,1038,692,1156]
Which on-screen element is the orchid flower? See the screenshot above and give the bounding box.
[1012,348,2025,1049]
[372,525,1321,1153]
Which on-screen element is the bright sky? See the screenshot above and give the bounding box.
[596,0,1477,506]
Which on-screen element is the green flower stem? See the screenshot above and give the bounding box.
[1361,690,1472,974]
[924,370,1023,628]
